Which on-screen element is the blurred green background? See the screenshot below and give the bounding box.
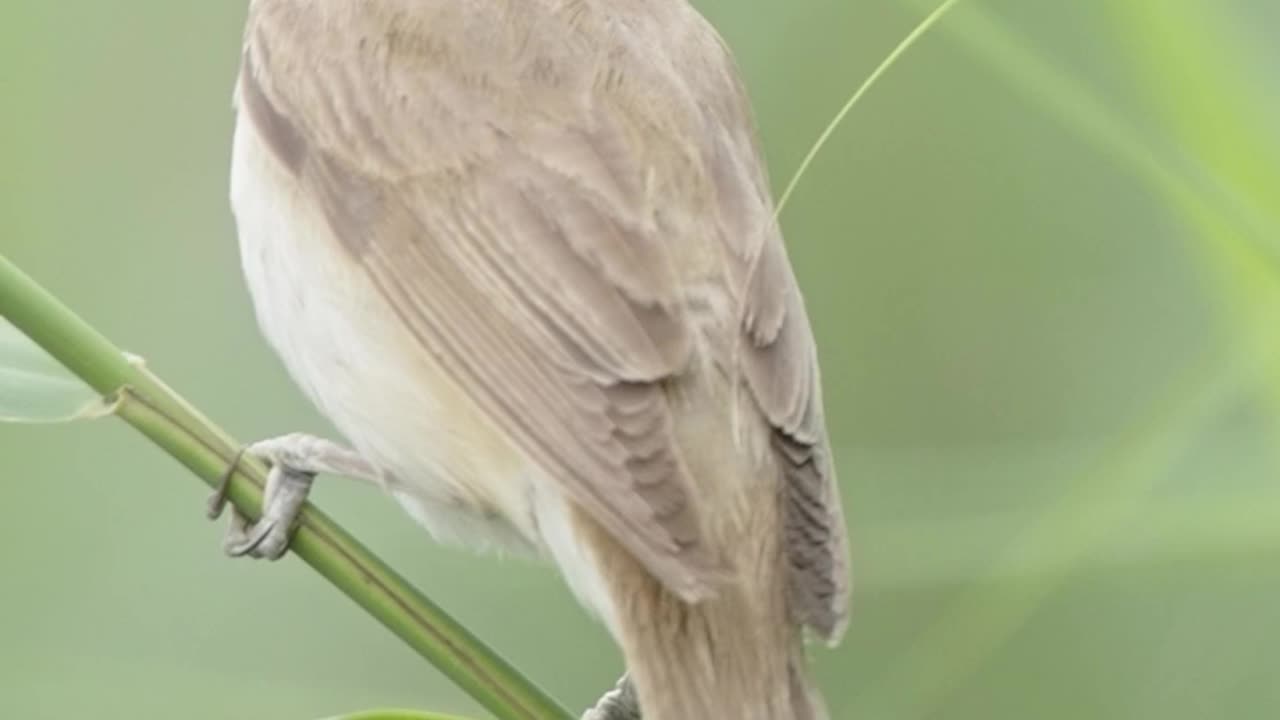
[3,0,1279,718]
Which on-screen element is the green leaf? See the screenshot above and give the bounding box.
[1,250,573,719]
[0,318,113,423]
[321,710,478,720]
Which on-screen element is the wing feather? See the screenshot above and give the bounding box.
[705,90,852,640]
[240,2,848,622]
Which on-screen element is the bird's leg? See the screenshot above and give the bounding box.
[207,433,379,560]
[582,675,640,720]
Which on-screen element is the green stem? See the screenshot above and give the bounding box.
[0,253,573,720]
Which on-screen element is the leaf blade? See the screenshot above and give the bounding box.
[0,318,112,423]
[322,710,478,720]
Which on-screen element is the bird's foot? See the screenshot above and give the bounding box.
[207,433,377,560]
[582,675,640,720]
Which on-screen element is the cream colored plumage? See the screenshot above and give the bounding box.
[230,1,849,717]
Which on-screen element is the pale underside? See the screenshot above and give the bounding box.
[231,0,848,642]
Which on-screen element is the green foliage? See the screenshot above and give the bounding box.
[0,248,574,720]
[0,319,109,422]
[323,710,476,720]
[3,1,1280,718]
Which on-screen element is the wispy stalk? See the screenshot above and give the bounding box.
[775,0,963,218]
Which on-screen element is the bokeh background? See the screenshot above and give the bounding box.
[3,1,1279,718]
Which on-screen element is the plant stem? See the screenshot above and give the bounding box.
[0,253,574,720]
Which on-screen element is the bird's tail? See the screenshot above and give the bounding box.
[580,492,827,720]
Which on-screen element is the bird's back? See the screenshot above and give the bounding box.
[236,2,849,717]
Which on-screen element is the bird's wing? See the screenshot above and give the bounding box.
[240,4,848,625]
[742,238,851,643]
[239,6,725,599]
[700,57,852,642]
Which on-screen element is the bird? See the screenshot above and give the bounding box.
[223,1,850,718]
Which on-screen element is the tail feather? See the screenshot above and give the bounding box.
[577,505,827,720]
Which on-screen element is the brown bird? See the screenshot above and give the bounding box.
[224,1,850,718]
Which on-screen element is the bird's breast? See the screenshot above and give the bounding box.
[229,104,543,554]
